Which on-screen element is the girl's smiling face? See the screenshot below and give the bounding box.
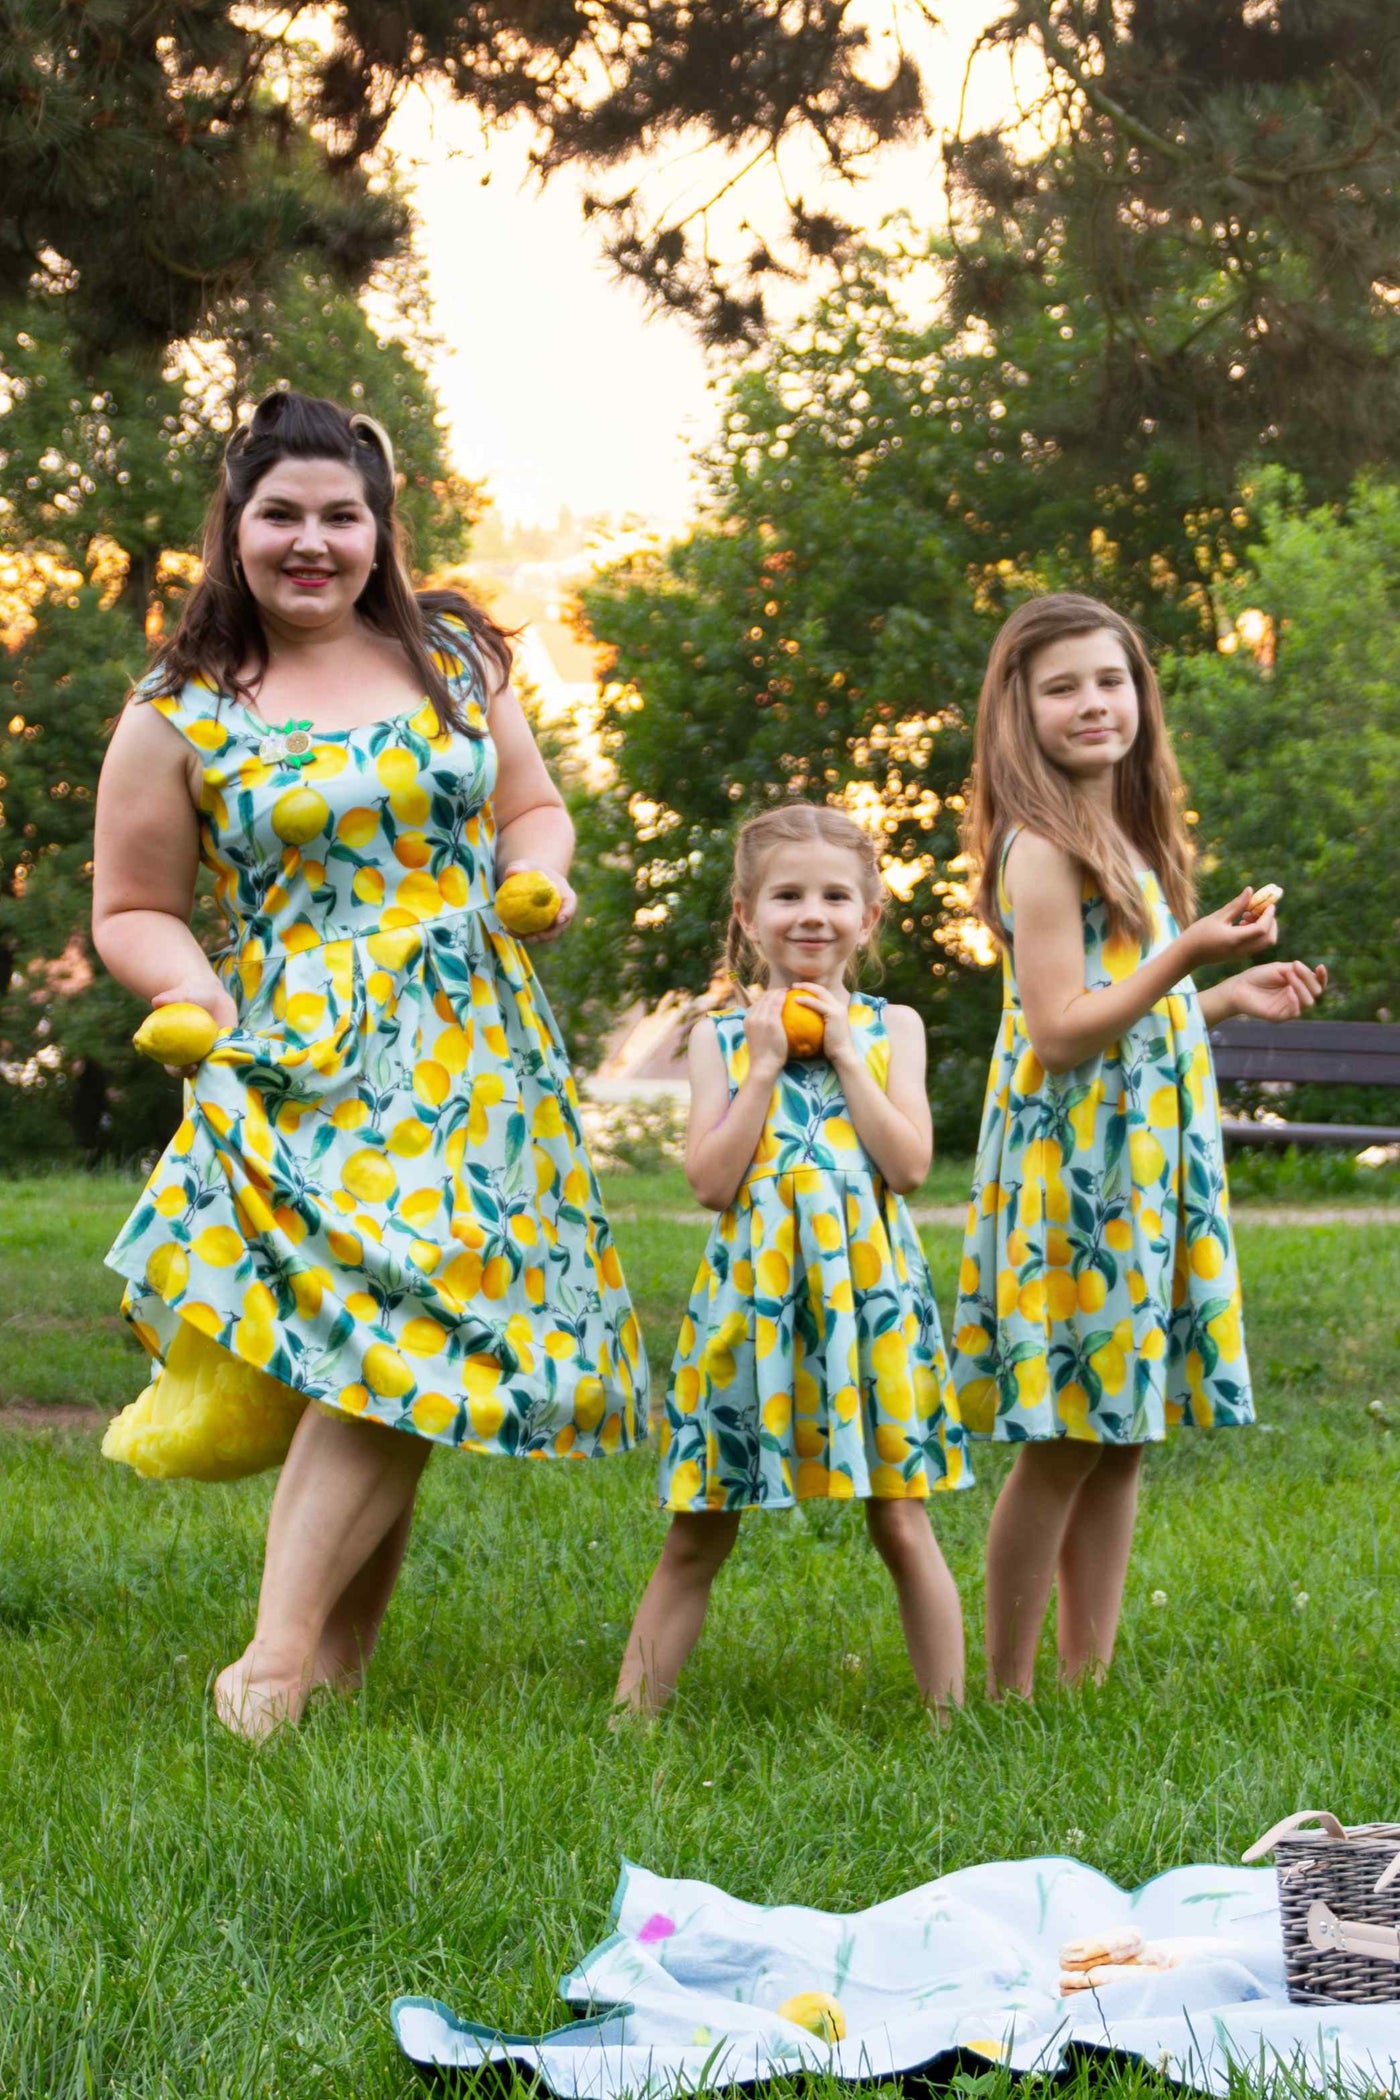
[235,457,379,633]
[740,840,879,990]
[1028,628,1141,783]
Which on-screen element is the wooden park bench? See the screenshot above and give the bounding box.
[1208,1019,1400,1147]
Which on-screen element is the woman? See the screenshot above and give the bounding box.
[93,391,647,1739]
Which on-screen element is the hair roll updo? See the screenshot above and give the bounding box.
[140,389,510,736]
[723,803,885,1002]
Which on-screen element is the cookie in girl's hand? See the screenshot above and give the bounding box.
[1241,882,1283,922]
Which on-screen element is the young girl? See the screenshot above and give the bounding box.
[614,804,970,1717]
[952,593,1326,1698]
[93,391,647,1739]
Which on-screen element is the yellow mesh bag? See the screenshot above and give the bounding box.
[102,1319,307,1481]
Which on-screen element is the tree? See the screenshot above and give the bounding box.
[2,2,926,353]
[947,1,1400,501]
[581,255,1025,1144]
[1169,471,1400,1053]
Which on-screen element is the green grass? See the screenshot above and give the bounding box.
[1,1176,1398,2097]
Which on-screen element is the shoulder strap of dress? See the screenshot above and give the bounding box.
[996,823,1022,921]
[428,614,490,720]
[139,673,243,762]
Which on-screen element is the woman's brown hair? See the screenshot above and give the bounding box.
[723,803,884,1001]
[963,593,1195,944]
[140,390,510,736]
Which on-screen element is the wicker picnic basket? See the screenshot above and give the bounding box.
[1245,1812,1400,2004]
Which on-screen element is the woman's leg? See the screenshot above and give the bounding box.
[309,1502,416,1692]
[983,1440,1103,1698]
[864,1497,965,1714]
[613,1512,742,1716]
[1055,1442,1144,1683]
[214,1406,432,1740]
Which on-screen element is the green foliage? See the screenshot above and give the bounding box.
[0,592,184,1159]
[1171,474,1400,1022]
[948,1,1400,502]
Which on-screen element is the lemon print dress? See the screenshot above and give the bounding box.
[951,840,1251,1445]
[658,999,971,1511]
[105,617,647,1461]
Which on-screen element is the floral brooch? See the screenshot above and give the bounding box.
[257,719,315,769]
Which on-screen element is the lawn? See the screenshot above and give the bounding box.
[2,1171,1398,2098]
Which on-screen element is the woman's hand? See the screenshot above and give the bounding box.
[741,988,789,1085]
[1185,889,1280,968]
[149,979,239,1076]
[497,859,577,944]
[1222,958,1328,1024]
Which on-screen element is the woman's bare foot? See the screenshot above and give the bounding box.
[306,1644,365,1697]
[211,1651,309,1742]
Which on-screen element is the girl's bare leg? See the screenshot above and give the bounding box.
[1055,1442,1144,1684]
[309,1502,417,1692]
[214,1407,432,1741]
[613,1512,742,1716]
[864,1497,965,1714]
[984,1440,1103,1698]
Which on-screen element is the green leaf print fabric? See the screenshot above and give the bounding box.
[951,851,1251,1445]
[657,1000,971,1511]
[106,618,647,1460]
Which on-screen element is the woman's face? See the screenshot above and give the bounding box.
[235,457,379,634]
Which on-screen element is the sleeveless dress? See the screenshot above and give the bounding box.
[658,998,971,1511]
[950,840,1251,1445]
[105,618,648,1460]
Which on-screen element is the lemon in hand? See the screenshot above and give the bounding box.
[132,1003,220,1066]
[496,870,561,935]
[782,989,824,1059]
[778,1992,846,2042]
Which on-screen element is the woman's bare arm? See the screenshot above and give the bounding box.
[91,704,237,1024]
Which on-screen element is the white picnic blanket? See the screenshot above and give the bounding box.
[392,1857,1400,2095]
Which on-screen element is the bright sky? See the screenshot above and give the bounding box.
[388,2,1024,527]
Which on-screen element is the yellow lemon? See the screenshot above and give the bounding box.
[762,1393,792,1436]
[270,786,330,846]
[958,1376,999,1434]
[955,1323,991,1356]
[574,1375,606,1432]
[875,1421,909,1464]
[1104,1217,1133,1253]
[532,1095,565,1139]
[1077,1268,1108,1314]
[496,870,561,935]
[1129,1129,1167,1186]
[781,989,825,1059]
[1147,1084,1179,1131]
[132,1004,220,1066]
[1190,1234,1225,1279]
[674,1365,701,1414]
[778,1994,846,2044]
[342,1149,397,1204]
[362,1343,414,1399]
[757,1250,791,1298]
[1044,1270,1079,1320]
[958,1253,980,1295]
[412,1392,458,1437]
[850,1240,883,1291]
[668,1458,703,1507]
[1014,1355,1049,1409]
[144,1242,189,1298]
[192,1225,244,1268]
[1017,1275,1047,1322]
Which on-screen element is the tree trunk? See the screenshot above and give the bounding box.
[71,1057,111,1161]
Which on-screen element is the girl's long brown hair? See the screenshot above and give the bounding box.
[140,390,510,736]
[723,803,884,1001]
[963,593,1195,944]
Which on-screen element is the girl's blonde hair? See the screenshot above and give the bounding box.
[723,803,884,1001]
[963,593,1196,944]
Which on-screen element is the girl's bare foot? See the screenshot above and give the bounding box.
[211,1652,308,1742]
